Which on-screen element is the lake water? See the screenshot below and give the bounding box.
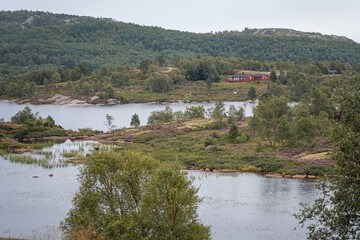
[0,141,317,240]
[0,101,257,131]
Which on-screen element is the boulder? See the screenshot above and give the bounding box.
[292,175,307,179]
[265,173,282,178]
[13,148,35,153]
[205,168,211,172]
[49,174,54,177]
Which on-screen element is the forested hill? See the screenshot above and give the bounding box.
[1,10,360,73]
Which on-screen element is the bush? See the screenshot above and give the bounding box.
[205,120,227,130]
[211,132,220,138]
[204,136,217,147]
[147,106,174,124]
[183,105,206,119]
[147,73,172,93]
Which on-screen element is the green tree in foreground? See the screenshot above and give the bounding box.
[296,82,360,239]
[130,113,140,128]
[61,150,210,240]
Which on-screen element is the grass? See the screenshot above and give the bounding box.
[4,154,68,168]
[2,140,109,168]
[62,152,77,158]
[300,152,329,160]
[110,118,331,176]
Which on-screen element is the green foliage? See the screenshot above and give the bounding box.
[1,10,360,75]
[208,100,226,121]
[11,106,38,124]
[296,82,360,239]
[102,84,115,98]
[183,105,206,119]
[147,73,171,93]
[275,115,293,145]
[248,86,256,99]
[210,132,220,139]
[130,113,140,128]
[9,107,63,141]
[156,55,167,66]
[147,106,174,124]
[13,126,66,141]
[227,105,245,122]
[204,136,217,147]
[205,120,227,130]
[111,71,130,87]
[269,70,277,82]
[173,110,184,122]
[61,150,210,239]
[250,96,290,147]
[228,122,240,143]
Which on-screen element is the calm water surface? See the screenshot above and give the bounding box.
[0,141,317,239]
[0,101,257,131]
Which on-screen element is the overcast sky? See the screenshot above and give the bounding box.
[2,0,360,43]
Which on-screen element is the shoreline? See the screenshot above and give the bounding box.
[0,97,258,107]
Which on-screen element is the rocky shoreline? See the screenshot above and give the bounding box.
[0,94,258,106]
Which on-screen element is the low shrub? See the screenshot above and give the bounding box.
[205,120,227,130]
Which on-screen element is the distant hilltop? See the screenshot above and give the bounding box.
[1,10,360,73]
[246,28,354,43]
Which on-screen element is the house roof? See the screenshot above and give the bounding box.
[232,74,252,78]
[253,74,266,77]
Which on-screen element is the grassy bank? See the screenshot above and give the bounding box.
[93,118,333,176]
[1,117,333,175]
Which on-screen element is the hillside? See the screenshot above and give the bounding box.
[1,10,360,73]
[249,28,354,42]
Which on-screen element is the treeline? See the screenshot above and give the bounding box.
[1,56,360,103]
[0,106,66,145]
[1,11,360,73]
[250,94,333,148]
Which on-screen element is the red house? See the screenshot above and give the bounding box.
[253,74,269,81]
[226,74,254,82]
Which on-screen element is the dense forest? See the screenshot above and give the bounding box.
[1,10,360,74]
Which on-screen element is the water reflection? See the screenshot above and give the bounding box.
[0,157,317,239]
[2,140,105,168]
[190,171,317,240]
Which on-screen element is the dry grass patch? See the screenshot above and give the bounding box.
[300,152,330,160]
